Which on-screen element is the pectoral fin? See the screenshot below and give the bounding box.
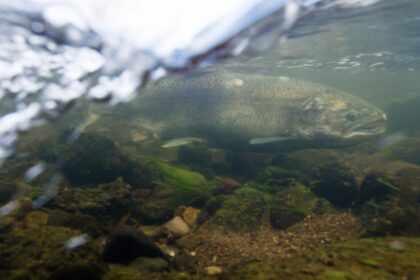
[249,137,292,145]
[162,137,207,148]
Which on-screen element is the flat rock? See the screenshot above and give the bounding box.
[138,225,162,240]
[163,217,190,237]
[205,266,223,275]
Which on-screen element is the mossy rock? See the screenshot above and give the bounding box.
[54,132,153,187]
[0,226,103,279]
[133,160,213,224]
[210,186,271,232]
[47,209,103,236]
[310,163,358,209]
[268,183,317,230]
[224,237,420,279]
[360,167,420,236]
[49,178,132,225]
[255,166,306,194]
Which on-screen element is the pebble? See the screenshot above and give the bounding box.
[205,266,223,275]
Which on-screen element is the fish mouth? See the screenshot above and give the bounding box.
[344,126,386,138]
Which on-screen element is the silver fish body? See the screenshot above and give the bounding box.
[132,68,386,152]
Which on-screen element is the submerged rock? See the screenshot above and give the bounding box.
[138,225,162,240]
[163,217,190,238]
[49,178,132,225]
[310,163,359,209]
[210,186,270,232]
[360,167,420,236]
[213,177,242,195]
[103,228,167,264]
[182,207,201,228]
[55,132,152,187]
[204,266,223,275]
[47,209,102,236]
[268,183,316,230]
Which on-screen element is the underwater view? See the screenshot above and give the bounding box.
[1,0,420,279]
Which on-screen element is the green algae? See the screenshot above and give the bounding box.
[269,182,316,229]
[210,185,271,232]
[133,159,214,224]
[147,159,213,207]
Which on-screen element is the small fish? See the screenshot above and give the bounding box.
[131,68,386,152]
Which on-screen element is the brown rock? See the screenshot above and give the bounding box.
[139,225,162,240]
[182,207,201,227]
[214,177,242,195]
[163,217,190,237]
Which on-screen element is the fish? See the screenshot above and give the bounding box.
[130,68,386,152]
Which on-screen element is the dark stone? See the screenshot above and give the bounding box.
[48,264,102,280]
[310,164,358,209]
[58,132,152,187]
[103,228,167,264]
[134,198,175,225]
[203,196,226,216]
[47,210,102,236]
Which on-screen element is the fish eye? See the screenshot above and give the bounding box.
[345,111,358,122]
